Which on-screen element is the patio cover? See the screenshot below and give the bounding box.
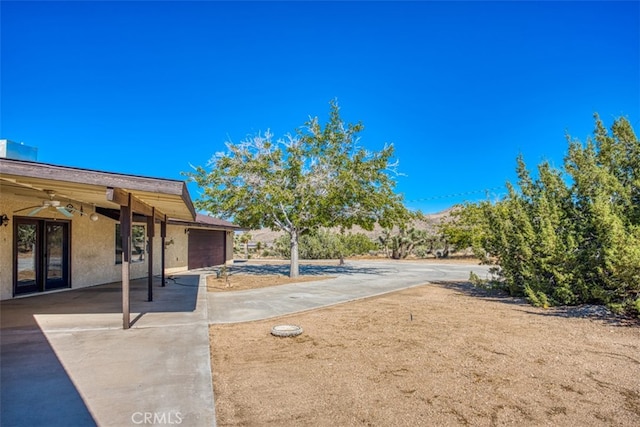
[0,158,195,221]
[0,158,197,329]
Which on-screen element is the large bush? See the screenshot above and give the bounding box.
[459,115,639,315]
[275,229,377,259]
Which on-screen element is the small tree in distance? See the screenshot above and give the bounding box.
[187,100,410,277]
[238,232,252,259]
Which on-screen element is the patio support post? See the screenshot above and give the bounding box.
[161,215,167,287]
[147,207,155,302]
[120,194,133,329]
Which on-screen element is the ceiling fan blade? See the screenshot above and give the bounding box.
[13,205,41,214]
[57,207,74,218]
[28,207,46,216]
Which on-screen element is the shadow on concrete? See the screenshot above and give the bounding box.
[1,328,98,427]
[1,276,199,329]
[0,275,200,426]
[433,281,638,327]
[215,262,396,277]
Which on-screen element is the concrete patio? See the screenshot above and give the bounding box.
[0,274,216,427]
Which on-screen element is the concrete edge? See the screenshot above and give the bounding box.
[199,273,218,427]
[209,280,449,325]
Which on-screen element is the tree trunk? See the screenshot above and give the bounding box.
[289,229,300,277]
[442,240,450,258]
[406,243,415,258]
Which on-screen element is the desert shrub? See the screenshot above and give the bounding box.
[524,285,549,309]
[299,230,342,259]
[469,271,483,286]
[413,246,430,259]
[274,229,377,259]
[462,115,639,316]
[468,270,507,292]
[379,228,431,259]
[553,285,578,306]
[341,232,378,256]
[610,298,640,318]
[607,302,625,315]
[274,235,291,258]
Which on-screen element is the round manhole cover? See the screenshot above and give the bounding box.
[271,324,303,337]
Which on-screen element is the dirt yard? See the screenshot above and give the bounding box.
[207,273,330,292]
[209,276,639,426]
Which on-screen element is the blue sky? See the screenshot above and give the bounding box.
[2,1,638,214]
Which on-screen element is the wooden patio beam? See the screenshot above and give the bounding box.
[106,187,166,221]
[120,193,133,329]
[161,215,167,287]
[147,207,155,302]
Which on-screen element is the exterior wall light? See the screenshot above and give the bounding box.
[0,213,9,227]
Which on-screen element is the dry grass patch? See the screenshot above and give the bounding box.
[207,273,332,292]
[210,282,640,426]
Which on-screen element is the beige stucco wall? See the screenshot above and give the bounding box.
[0,192,225,300]
[165,228,235,273]
[0,194,15,300]
[164,226,189,274]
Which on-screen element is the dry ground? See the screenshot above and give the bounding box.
[209,277,640,426]
[207,274,331,292]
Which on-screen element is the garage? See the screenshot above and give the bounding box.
[188,229,226,269]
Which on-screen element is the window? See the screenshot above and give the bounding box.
[115,224,146,264]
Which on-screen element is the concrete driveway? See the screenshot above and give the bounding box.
[208,260,492,323]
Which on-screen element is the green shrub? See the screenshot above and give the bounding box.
[457,116,640,316]
[341,232,378,256]
[553,285,577,306]
[469,271,483,286]
[607,303,625,315]
[274,229,377,259]
[413,246,430,259]
[525,285,549,309]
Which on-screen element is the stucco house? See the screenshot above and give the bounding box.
[0,156,238,327]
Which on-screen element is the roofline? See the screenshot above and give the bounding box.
[0,157,196,219]
[167,218,244,231]
[0,157,185,184]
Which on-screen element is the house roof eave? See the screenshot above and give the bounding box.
[0,158,196,221]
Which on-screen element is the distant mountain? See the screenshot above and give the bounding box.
[248,207,455,245]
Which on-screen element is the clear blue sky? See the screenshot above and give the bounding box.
[2,1,638,214]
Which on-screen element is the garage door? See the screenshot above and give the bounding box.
[188,229,225,269]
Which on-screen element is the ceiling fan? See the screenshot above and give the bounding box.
[14,190,97,220]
